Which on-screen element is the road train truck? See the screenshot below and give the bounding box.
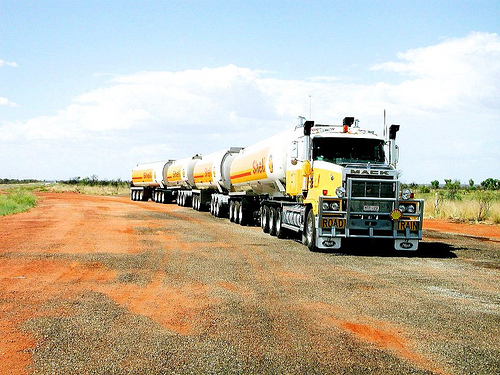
[131,116,423,251]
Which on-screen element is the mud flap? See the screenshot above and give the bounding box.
[395,239,419,251]
[317,237,342,250]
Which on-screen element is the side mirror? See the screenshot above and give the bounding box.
[393,145,400,165]
[291,141,298,160]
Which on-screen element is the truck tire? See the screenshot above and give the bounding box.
[229,201,236,222]
[238,202,247,226]
[261,206,270,233]
[216,200,222,217]
[234,201,241,224]
[275,208,287,239]
[303,210,318,252]
[269,207,277,236]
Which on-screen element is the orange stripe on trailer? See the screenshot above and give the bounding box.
[231,171,252,180]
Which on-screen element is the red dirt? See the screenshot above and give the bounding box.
[0,192,497,374]
[424,219,500,240]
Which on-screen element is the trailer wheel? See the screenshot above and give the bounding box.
[261,206,270,233]
[269,207,277,236]
[234,201,241,224]
[229,201,235,222]
[303,210,318,252]
[210,195,219,217]
[238,202,247,226]
[275,208,287,239]
[216,200,223,217]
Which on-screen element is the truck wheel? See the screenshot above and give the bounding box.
[229,201,235,222]
[269,208,277,236]
[217,200,224,217]
[211,198,216,216]
[238,202,247,226]
[261,206,270,233]
[275,208,287,239]
[303,210,318,252]
[234,201,241,224]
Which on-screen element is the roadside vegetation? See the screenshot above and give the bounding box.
[0,176,128,215]
[1,176,499,224]
[406,178,500,224]
[0,190,38,216]
[39,175,129,196]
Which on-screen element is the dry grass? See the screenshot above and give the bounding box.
[37,183,130,196]
[421,190,500,224]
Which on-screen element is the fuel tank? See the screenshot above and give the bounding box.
[166,156,201,188]
[193,148,241,191]
[230,128,298,196]
[131,161,172,188]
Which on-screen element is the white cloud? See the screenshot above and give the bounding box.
[0,59,18,108]
[1,33,499,182]
[0,97,17,107]
[0,59,18,68]
[371,32,500,113]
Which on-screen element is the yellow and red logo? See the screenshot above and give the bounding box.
[390,209,402,221]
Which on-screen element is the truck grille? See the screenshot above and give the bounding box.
[351,180,396,198]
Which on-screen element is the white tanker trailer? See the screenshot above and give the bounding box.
[131,116,423,251]
[178,148,242,211]
[130,156,201,203]
[130,160,173,202]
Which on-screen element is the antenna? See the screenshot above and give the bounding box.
[309,95,312,119]
[383,109,387,139]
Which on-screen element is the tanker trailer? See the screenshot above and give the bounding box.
[226,116,423,251]
[130,160,174,203]
[191,147,242,212]
[167,155,201,207]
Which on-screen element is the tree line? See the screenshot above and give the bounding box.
[60,175,129,187]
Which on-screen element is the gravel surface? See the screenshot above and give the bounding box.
[0,193,499,374]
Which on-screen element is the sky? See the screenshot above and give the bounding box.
[1,1,499,184]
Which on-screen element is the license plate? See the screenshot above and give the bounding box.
[321,218,346,229]
[363,205,380,212]
[397,220,419,231]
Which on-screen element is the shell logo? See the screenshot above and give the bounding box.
[390,209,402,221]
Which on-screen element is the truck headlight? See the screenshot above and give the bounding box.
[335,187,346,198]
[401,189,412,200]
[399,203,416,213]
[322,201,341,211]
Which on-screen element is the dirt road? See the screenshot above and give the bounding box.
[1,193,499,374]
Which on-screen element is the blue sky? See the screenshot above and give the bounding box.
[1,1,499,183]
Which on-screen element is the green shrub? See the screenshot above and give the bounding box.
[0,191,38,216]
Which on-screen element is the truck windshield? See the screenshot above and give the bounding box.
[313,137,386,164]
